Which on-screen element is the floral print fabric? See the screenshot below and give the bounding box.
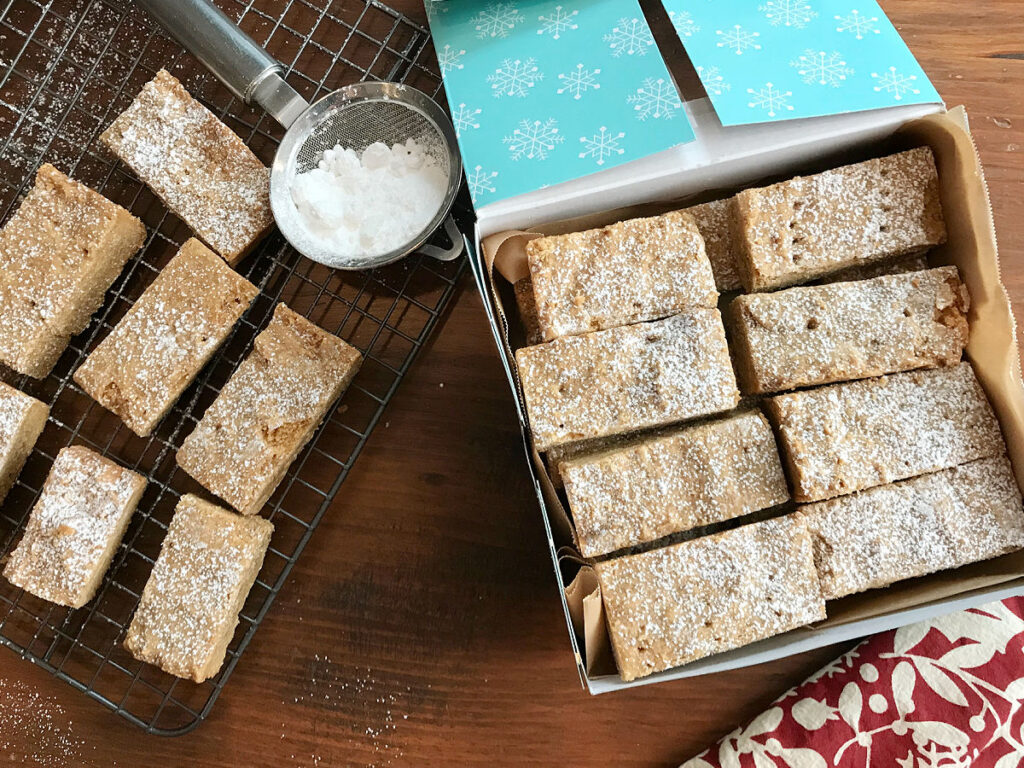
[684,599,1024,768]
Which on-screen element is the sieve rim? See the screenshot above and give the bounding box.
[269,81,462,271]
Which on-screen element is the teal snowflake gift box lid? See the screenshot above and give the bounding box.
[661,0,940,125]
[424,0,696,208]
[425,0,940,210]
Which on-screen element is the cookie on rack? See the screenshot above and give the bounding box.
[101,69,273,264]
[0,164,145,378]
[0,382,49,505]
[176,304,362,516]
[125,494,273,682]
[3,446,146,608]
[74,238,258,437]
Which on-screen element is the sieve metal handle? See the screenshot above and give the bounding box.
[136,0,309,128]
[419,216,466,262]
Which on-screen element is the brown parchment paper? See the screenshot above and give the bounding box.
[481,106,1024,681]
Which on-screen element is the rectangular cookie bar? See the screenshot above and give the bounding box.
[125,494,273,682]
[733,147,947,290]
[74,238,258,437]
[562,410,789,557]
[686,198,741,292]
[0,383,49,504]
[526,211,717,341]
[766,363,1005,502]
[3,446,146,608]
[177,304,362,515]
[729,267,969,394]
[515,309,739,451]
[0,164,146,377]
[101,70,273,264]
[798,456,1024,600]
[596,514,825,681]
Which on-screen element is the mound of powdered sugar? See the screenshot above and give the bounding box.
[288,138,447,266]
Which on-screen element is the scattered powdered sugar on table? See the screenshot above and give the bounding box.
[282,657,411,767]
[288,139,448,266]
[0,676,88,766]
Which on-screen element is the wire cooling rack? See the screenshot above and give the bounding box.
[0,0,466,735]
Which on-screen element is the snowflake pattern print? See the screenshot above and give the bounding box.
[835,9,880,39]
[759,0,817,28]
[424,0,697,202]
[697,66,730,96]
[791,49,853,87]
[557,64,600,100]
[437,44,464,76]
[628,78,682,121]
[716,25,762,55]
[669,10,699,39]
[604,17,654,57]
[467,166,498,200]
[451,104,482,137]
[503,118,565,161]
[472,3,524,39]
[537,6,578,39]
[487,58,543,98]
[747,82,794,117]
[872,66,920,100]
[579,127,625,166]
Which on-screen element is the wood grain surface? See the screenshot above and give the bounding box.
[1,1,1022,766]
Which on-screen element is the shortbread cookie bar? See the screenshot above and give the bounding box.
[562,410,788,557]
[526,211,717,341]
[733,147,946,290]
[0,164,145,377]
[798,456,1024,600]
[0,382,48,505]
[101,70,273,264]
[686,198,742,292]
[596,514,825,681]
[125,494,273,682]
[766,363,1005,502]
[513,278,544,346]
[74,238,258,437]
[516,309,739,451]
[3,446,145,608]
[177,304,362,515]
[0,383,49,504]
[730,267,969,394]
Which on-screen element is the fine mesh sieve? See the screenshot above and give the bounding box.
[269,82,462,269]
[295,102,439,174]
[137,0,465,270]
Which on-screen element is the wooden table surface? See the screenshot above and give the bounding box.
[2,1,1023,766]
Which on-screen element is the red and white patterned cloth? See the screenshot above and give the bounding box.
[684,598,1024,768]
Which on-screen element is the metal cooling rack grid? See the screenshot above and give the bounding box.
[0,0,463,734]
